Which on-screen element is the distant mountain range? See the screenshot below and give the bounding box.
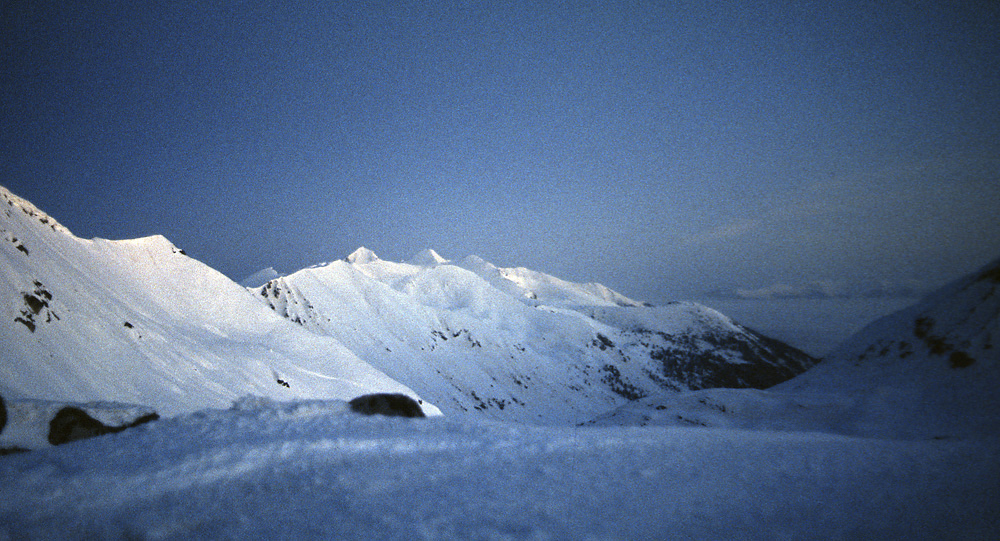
[704,279,927,300]
[251,246,817,423]
[3,185,816,423]
[587,256,1000,439]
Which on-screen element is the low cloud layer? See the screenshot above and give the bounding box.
[705,279,927,300]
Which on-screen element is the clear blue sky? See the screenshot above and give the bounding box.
[3,0,998,301]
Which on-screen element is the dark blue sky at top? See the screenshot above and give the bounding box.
[3,0,999,301]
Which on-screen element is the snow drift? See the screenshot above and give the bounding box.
[1,396,996,539]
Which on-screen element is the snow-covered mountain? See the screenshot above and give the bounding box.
[1,185,815,424]
[2,186,995,538]
[253,247,817,423]
[0,186,426,417]
[587,256,1000,439]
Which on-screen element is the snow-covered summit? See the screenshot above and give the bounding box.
[255,249,817,423]
[346,246,380,264]
[0,186,427,416]
[1,184,814,426]
[409,248,448,266]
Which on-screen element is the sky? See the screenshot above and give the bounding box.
[3,0,999,303]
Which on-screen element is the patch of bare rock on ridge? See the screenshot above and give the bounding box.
[0,396,160,454]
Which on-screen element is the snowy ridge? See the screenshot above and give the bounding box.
[455,254,643,308]
[0,185,429,417]
[1,187,71,236]
[255,248,817,424]
[408,247,448,266]
[587,257,1000,440]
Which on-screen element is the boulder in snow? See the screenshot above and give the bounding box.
[0,398,159,450]
[48,406,160,446]
[349,393,426,418]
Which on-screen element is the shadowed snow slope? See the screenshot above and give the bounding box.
[0,398,996,539]
[0,186,425,416]
[588,256,1000,440]
[254,247,816,424]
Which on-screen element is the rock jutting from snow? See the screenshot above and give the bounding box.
[1,398,162,450]
[348,393,426,418]
[48,406,160,446]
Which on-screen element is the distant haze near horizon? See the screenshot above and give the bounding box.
[3,1,998,303]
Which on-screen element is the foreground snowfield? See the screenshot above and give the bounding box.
[2,398,997,540]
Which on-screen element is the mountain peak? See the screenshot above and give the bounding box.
[346,247,379,264]
[409,248,448,266]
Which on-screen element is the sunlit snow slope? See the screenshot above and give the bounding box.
[588,257,1000,439]
[0,186,425,416]
[253,247,817,423]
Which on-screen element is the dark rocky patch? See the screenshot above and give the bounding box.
[601,364,647,400]
[14,316,35,332]
[978,265,1000,284]
[0,394,6,434]
[23,293,47,314]
[594,333,615,351]
[649,328,817,391]
[348,393,425,418]
[48,407,160,446]
[15,281,58,332]
[948,351,975,369]
[914,317,934,339]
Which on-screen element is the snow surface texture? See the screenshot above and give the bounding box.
[253,247,816,424]
[1,398,996,539]
[588,257,1000,441]
[0,186,429,417]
